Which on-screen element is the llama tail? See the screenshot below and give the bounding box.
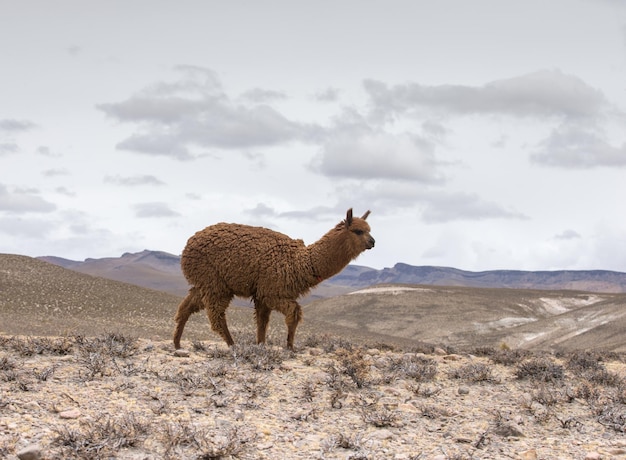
[173,287,203,349]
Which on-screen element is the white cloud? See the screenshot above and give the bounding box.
[36,146,62,157]
[531,123,626,168]
[134,202,180,218]
[420,192,528,223]
[241,88,287,103]
[245,202,277,218]
[0,184,56,213]
[104,175,166,186]
[42,169,70,177]
[97,66,316,159]
[0,143,18,155]
[314,87,341,102]
[0,119,37,132]
[554,229,581,240]
[313,130,444,183]
[0,216,53,238]
[364,69,607,120]
[0,119,37,156]
[55,187,75,197]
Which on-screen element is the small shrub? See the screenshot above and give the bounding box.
[336,348,372,388]
[362,407,398,427]
[240,374,270,404]
[418,403,454,419]
[532,385,561,407]
[161,421,246,460]
[408,383,442,398]
[323,432,365,451]
[597,404,626,433]
[195,426,245,459]
[387,354,437,382]
[324,366,348,408]
[160,421,199,457]
[587,368,623,387]
[301,380,316,402]
[78,351,108,380]
[232,343,284,371]
[192,340,208,352]
[0,356,17,371]
[4,336,73,356]
[574,381,602,403]
[32,365,56,382]
[471,346,498,357]
[302,334,357,353]
[75,333,137,358]
[495,349,530,366]
[447,362,496,383]
[54,412,150,458]
[567,351,604,372]
[0,435,18,459]
[515,358,564,382]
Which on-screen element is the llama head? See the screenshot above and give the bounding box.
[343,208,375,252]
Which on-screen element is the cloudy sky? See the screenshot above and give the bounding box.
[1,1,626,272]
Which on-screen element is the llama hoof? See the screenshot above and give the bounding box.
[174,348,190,357]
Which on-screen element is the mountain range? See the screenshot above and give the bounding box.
[38,250,626,298]
[3,252,626,352]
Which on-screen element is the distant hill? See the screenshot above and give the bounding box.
[305,285,626,352]
[38,250,189,297]
[39,251,626,296]
[327,262,626,293]
[0,253,181,339]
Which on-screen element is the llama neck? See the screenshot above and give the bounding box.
[307,230,356,282]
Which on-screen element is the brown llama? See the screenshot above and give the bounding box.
[173,208,374,350]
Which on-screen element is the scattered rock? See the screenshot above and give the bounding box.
[458,386,470,395]
[59,408,81,419]
[17,444,42,460]
[494,423,525,438]
[456,437,473,443]
[174,348,190,357]
[443,354,462,361]
[24,401,41,411]
[370,429,394,440]
[520,448,538,460]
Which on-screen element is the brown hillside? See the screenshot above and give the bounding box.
[305,285,626,352]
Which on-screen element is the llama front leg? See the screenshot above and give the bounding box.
[254,301,272,345]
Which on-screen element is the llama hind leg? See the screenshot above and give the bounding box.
[275,300,303,350]
[254,301,272,345]
[173,288,203,349]
[206,301,235,347]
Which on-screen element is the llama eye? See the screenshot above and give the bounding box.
[353,229,364,236]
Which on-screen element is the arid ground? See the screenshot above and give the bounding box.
[1,254,625,459]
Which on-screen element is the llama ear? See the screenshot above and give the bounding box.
[346,208,353,227]
[361,210,371,220]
